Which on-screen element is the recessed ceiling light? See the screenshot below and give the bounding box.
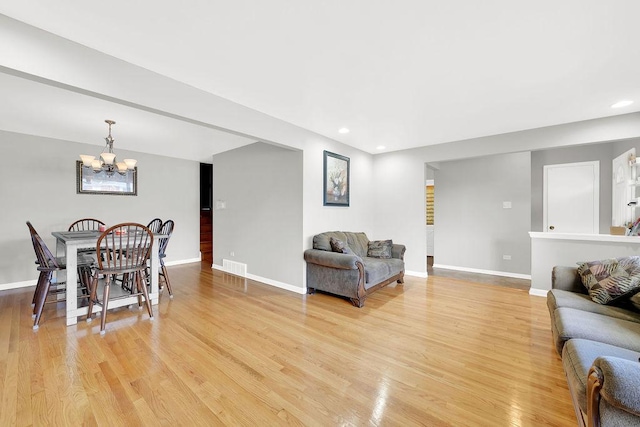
[338,127,350,134]
[611,100,633,109]
[376,145,386,150]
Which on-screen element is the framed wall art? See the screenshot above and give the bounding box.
[76,161,137,196]
[323,151,350,206]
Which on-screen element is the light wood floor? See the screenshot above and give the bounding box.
[0,263,575,426]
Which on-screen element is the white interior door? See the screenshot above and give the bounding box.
[543,161,599,233]
[612,149,634,227]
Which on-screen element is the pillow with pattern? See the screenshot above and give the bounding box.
[577,256,640,305]
[329,237,353,255]
[367,239,393,259]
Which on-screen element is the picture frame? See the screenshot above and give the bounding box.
[76,161,137,196]
[323,150,350,206]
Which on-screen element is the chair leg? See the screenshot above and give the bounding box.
[161,265,173,298]
[31,273,42,308]
[100,280,111,334]
[33,272,52,330]
[136,271,154,320]
[86,274,99,322]
[32,271,47,317]
[78,266,92,302]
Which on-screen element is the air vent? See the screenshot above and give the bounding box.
[222,259,247,277]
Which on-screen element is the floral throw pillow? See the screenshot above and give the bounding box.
[329,237,353,255]
[367,240,393,259]
[577,256,640,305]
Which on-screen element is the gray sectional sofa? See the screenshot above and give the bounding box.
[303,231,405,307]
[548,265,640,427]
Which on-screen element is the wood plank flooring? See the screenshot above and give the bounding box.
[0,263,574,426]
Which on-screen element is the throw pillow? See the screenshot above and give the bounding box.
[329,237,353,255]
[577,256,640,305]
[367,239,393,259]
[630,292,640,312]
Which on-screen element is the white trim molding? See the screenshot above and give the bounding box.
[0,279,37,292]
[433,264,531,280]
[165,257,202,267]
[212,264,306,295]
[0,258,202,291]
[529,288,548,297]
[405,270,429,278]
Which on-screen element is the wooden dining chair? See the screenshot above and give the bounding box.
[68,218,105,231]
[26,221,93,330]
[86,223,154,334]
[158,220,175,298]
[147,218,163,233]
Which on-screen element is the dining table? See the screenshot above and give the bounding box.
[52,229,167,326]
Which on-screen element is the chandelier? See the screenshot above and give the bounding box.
[79,120,137,175]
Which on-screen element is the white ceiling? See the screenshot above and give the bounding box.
[1,1,640,156]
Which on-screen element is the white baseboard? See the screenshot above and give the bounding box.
[246,273,306,295]
[405,270,428,278]
[212,264,306,295]
[433,264,531,280]
[528,288,548,297]
[165,257,201,267]
[0,280,36,292]
[0,258,202,291]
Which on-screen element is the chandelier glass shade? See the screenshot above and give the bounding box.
[79,120,137,175]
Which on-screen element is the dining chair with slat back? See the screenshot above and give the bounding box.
[86,223,154,334]
[68,218,105,231]
[114,218,161,290]
[147,218,163,233]
[26,221,93,330]
[158,220,175,298]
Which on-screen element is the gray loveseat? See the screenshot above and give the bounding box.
[303,231,405,307]
[548,265,640,427]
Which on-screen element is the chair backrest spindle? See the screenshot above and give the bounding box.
[69,218,105,232]
[147,218,163,234]
[96,223,153,273]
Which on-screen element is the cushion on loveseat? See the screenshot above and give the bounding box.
[367,240,393,258]
[548,289,640,326]
[363,257,404,287]
[554,307,640,354]
[313,231,370,258]
[562,339,640,416]
[577,256,640,305]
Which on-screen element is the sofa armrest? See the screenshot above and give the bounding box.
[588,357,640,424]
[304,249,362,270]
[391,244,406,261]
[552,266,585,294]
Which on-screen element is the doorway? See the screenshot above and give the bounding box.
[200,163,213,264]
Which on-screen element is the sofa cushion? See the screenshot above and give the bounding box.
[547,289,640,324]
[577,257,640,304]
[367,240,393,258]
[562,339,640,414]
[363,257,404,287]
[555,307,640,353]
[329,237,353,255]
[313,231,369,258]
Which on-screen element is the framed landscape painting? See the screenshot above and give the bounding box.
[323,151,350,206]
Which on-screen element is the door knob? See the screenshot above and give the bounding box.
[549,225,555,230]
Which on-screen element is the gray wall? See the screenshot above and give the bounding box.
[374,114,640,278]
[0,130,201,286]
[212,142,304,288]
[433,152,531,274]
[531,137,640,233]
